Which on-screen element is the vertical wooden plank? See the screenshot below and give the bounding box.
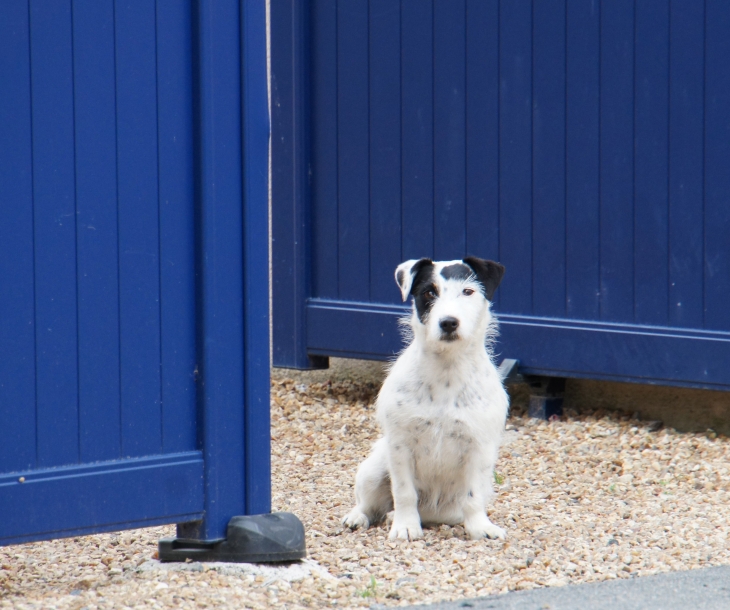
[401,0,434,261]
[465,0,499,265]
[270,0,320,368]
[565,0,600,321]
[433,0,466,261]
[186,0,246,540]
[115,0,162,457]
[337,0,369,300]
[634,0,669,327]
[0,1,37,473]
[156,0,197,453]
[72,0,121,462]
[241,0,271,514]
[599,0,634,323]
[369,0,402,303]
[29,0,80,468]
[499,0,532,314]
[311,0,339,300]
[532,0,566,318]
[668,0,705,329]
[704,0,730,332]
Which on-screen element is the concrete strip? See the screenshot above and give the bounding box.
[400,566,730,610]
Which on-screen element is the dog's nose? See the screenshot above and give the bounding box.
[439,317,459,333]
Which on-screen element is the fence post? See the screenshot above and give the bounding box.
[179,0,248,543]
[159,0,305,562]
[242,0,273,516]
[270,0,328,370]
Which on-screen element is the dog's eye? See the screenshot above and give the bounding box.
[462,288,475,296]
[424,288,437,300]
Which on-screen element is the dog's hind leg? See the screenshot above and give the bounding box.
[343,438,393,530]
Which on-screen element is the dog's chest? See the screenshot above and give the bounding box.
[379,358,508,473]
[399,384,486,464]
[409,412,472,455]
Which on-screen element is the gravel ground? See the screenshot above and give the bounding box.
[2,358,730,609]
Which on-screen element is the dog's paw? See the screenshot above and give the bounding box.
[389,519,423,541]
[342,508,370,530]
[481,523,506,540]
[466,521,506,540]
[465,514,506,540]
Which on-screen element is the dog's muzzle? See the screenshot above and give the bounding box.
[439,316,460,341]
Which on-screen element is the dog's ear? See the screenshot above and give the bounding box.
[463,256,505,301]
[395,258,433,301]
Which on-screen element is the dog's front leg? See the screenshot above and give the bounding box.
[462,465,506,541]
[388,445,423,541]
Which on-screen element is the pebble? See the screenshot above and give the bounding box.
[2,359,730,609]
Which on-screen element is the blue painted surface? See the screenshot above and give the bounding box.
[157,0,198,456]
[433,0,466,262]
[565,0,600,322]
[464,0,499,266]
[311,0,339,301]
[634,0,669,328]
[337,0,370,302]
[270,0,323,370]
[193,0,247,541]
[73,0,123,463]
[400,0,434,262]
[0,1,36,475]
[369,0,402,303]
[306,300,730,392]
[242,0,272,516]
[0,0,270,545]
[272,0,730,390]
[116,0,164,459]
[705,0,730,333]
[0,453,204,546]
[30,0,80,469]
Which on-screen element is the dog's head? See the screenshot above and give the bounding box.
[395,257,505,350]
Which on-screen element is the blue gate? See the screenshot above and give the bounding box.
[0,0,269,546]
[272,0,730,391]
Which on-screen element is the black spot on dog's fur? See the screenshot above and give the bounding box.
[409,259,437,323]
[440,263,473,282]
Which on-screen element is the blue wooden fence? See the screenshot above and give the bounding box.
[272,0,730,390]
[0,0,269,546]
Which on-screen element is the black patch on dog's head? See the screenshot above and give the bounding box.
[396,257,433,301]
[463,256,505,301]
[440,263,473,282]
[410,260,437,323]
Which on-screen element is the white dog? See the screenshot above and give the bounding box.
[342,257,509,541]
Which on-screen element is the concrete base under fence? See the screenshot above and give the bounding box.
[563,378,730,436]
[508,377,730,436]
